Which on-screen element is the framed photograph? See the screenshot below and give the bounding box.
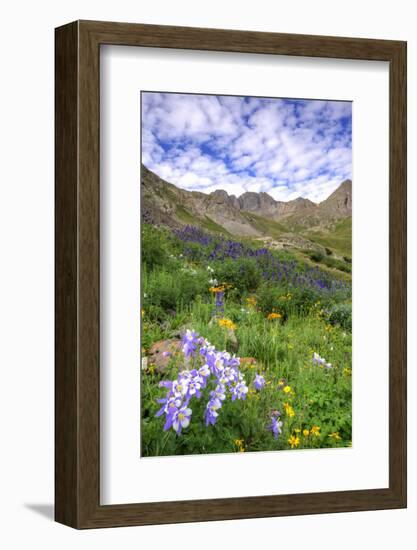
[55,20,407,528]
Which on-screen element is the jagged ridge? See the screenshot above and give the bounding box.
[141,164,352,252]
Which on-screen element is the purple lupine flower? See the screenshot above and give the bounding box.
[172,226,351,298]
[215,291,225,315]
[253,373,266,391]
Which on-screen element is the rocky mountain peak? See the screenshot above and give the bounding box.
[141,164,352,237]
[210,189,229,202]
[318,179,352,217]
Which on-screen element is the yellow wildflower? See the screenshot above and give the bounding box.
[267,312,282,320]
[217,318,237,330]
[310,425,321,437]
[303,429,310,437]
[234,439,245,452]
[294,428,301,434]
[328,432,341,440]
[209,285,226,293]
[283,385,293,395]
[246,296,257,307]
[141,309,145,317]
[288,435,300,448]
[283,403,295,417]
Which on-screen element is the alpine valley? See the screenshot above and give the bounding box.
[141,164,352,259]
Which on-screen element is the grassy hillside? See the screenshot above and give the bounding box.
[305,218,352,258]
[141,223,352,457]
[241,211,287,239]
[176,205,232,235]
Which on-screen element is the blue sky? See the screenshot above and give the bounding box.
[141,92,352,203]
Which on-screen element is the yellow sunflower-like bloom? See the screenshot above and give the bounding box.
[217,318,237,330]
[288,435,300,448]
[310,425,321,437]
[267,312,282,320]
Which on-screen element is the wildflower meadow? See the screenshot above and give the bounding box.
[140,224,352,456]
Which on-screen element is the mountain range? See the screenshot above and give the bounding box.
[141,164,352,256]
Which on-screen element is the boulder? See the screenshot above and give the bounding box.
[147,339,182,373]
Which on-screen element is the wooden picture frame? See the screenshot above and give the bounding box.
[55,20,407,528]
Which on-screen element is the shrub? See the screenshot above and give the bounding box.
[256,284,327,318]
[143,268,209,313]
[321,256,352,274]
[214,258,262,294]
[327,303,352,331]
[309,250,324,263]
[182,242,210,262]
[141,225,168,269]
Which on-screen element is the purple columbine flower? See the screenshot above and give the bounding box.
[170,406,192,434]
[210,384,226,403]
[156,328,290,435]
[205,398,222,426]
[172,379,189,399]
[155,395,182,418]
[181,329,199,358]
[231,379,248,401]
[312,352,332,369]
[268,414,283,439]
[186,377,202,398]
[253,373,266,391]
[198,364,210,379]
[228,355,240,369]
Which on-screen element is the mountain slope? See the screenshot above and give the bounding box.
[318,179,352,218]
[141,165,261,236]
[141,164,352,255]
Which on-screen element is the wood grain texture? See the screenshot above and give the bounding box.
[55,21,79,527]
[55,20,407,529]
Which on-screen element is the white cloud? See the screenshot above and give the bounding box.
[142,93,352,203]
